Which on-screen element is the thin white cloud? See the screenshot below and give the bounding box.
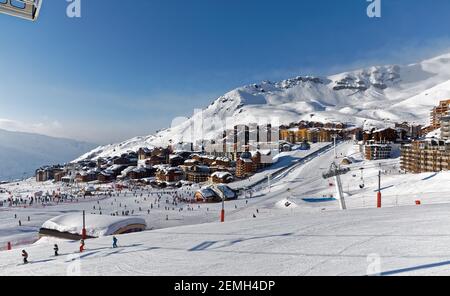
[0,118,64,138]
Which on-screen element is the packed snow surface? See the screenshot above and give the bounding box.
[2,204,450,275]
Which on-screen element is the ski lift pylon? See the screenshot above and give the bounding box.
[0,0,42,21]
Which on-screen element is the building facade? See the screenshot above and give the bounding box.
[185,165,210,183]
[400,140,450,173]
[235,151,257,178]
[441,115,450,140]
[155,167,184,183]
[430,99,450,130]
[363,128,398,143]
[364,143,393,160]
[279,127,337,144]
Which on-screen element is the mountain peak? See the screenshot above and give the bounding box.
[75,53,450,161]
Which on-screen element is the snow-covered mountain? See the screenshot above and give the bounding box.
[0,129,95,181]
[76,53,450,161]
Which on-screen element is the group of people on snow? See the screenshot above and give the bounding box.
[19,236,118,265]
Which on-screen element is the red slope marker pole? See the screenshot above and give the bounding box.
[221,196,225,223]
[82,210,87,240]
[377,171,382,208]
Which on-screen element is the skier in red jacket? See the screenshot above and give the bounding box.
[79,239,85,253]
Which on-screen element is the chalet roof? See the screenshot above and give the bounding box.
[196,187,219,198]
[215,157,231,162]
[421,138,446,146]
[211,171,233,179]
[131,167,148,173]
[78,169,99,176]
[107,164,125,172]
[138,147,152,153]
[258,149,271,156]
[169,154,183,160]
[372,127,396,133]
[250,151,261,157]
[157,166,183,175]
[211,184,237,199]
[121,166,136,176]
[365,144,393,148]
[191,165,210,173]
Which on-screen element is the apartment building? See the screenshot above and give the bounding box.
[400,139,450,173]
[430,99,450,129]
[441,115,450,140]
[364,142,393,160]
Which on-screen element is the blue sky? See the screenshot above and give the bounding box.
[1,0,450,144]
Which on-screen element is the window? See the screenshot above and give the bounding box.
[10,0,26,9]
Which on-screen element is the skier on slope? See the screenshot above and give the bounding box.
[54,244,59,256]
[22,250,28,264]
[79,239,85,253]
[112,236,118,248]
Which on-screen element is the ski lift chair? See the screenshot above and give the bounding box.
[0,0,42,21]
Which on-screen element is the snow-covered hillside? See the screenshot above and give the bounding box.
[76,53,450,161]
[0,129,95,181]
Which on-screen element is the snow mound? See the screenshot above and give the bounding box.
[41,214,147,238]
[33,236,68,245]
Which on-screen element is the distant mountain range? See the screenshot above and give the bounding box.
[0,129,95,181]
[76,52,450,161]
